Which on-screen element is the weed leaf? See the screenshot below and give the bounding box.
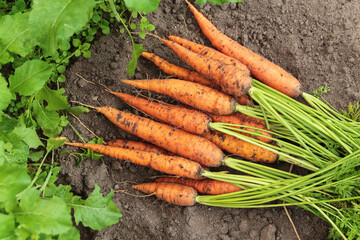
[124,0,161,14]
[29,0,96,56]
[15,188,73,235]
[71,184,122,230]
[0,74,12,111]
[9,60,52,96]
[0,12,37,64]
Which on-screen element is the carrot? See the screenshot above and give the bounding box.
[209,113,274,143]
[235,95,253,106]
[141,52,216,88]
[185,0,302,98]
[65,142,204,179]
[120,79,237,115]
[168,35,249,74]
[202,130,278,163]
[107,91,211,135]
[93,106,225,167]
[155,177,242,195]
[107,139,170,155]
[132,182,198,206]
[156,36,252,97]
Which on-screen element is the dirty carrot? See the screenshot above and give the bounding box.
[209,113,274,143]
[168,35,249,74]
[154,35,252,97]
[120,79,237,115]
[133,182,198,206]
[107,91,211,135]
[92,106,225,167]
[155,177,242,195]
[107,139,170,155]
[235,95,253,106]
[141,52,216,87]
[202,130,279,163]
[185,0,302,98]
[65,142,204,179]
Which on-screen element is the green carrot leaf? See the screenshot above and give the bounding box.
[9,60,52,96]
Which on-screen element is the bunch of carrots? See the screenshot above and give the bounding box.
[66,1,360,239]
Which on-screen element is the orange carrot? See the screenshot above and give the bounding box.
[93,106,225,167]
[65,142,204,179]
[107,139,170,155]
[155,177,242,195]
[132,182,198,206]
[121,79,237,115]
[107,91,211,135]
[141,52,216,88]
[235,95,253,106]
[156,36,252,97]
[168,35,249,74]
[202,130,278,163]
[209,113,274,143]
[185,0,302,98]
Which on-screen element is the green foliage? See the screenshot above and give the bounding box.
[127,43,146,76]
[312,85,331,99]
[0,163,121,239]
[71,185,122,230]
[0,74,12,110]
[124,0,161,14]
[342,102,360,122]
[0,12,37,64]
[29,0,96,56]
[9,60,52,95]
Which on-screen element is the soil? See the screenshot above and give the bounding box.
[60,0,360,239]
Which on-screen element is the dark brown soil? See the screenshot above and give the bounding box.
[61,0,360,239]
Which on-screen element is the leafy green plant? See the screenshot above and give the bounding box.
[0,0,161,238]
[342,102,360,122]
[312,85,331,99]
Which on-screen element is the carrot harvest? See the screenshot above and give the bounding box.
[107,139,170,155]
[65,142,204,179]
[209,113,274,143]
[120,79,237,115]
[107,91,211,135]
[202,130,279,163]
[132,182,198,206]
[157,36,252,97]
[168,35,249,74]
[93,106,225,167]
[141,52,216,87]
[185,0,302,98]
[155,177,242,195]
